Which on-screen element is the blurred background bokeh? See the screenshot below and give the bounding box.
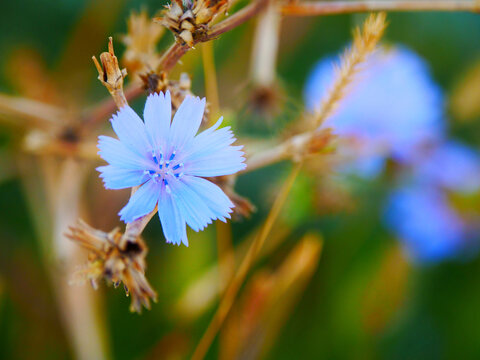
[2,0,480,359]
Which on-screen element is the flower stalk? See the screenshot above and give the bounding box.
[282,0,480,16]
[191,162,302,360]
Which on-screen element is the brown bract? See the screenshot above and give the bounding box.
[92,37,128,109]
[67,220,157,313]
[156,0,229,47]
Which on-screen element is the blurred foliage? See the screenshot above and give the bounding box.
[1,0,480,359]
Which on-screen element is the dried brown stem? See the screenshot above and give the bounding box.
[208,0,269,38]
[23,132,98,159]
[0,93,64,129]
[250,0,281,87]
[245,133,312,172]
[244,128,334,173]
[157,42,190,73]
[282,0,479,16]
[53,160,109,360]
[191,163,302,360]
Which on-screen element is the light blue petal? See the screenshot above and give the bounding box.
[119,180,160,223]
[158,187,188,246]
[97,135,153,170]
[169,177,216,232]
[144,91,171,151]
[181,176,234,222]
[414,140,480,193]
[169,96,206,151]
[111,105,151,155]
[182,120,236,161]
[97,165,146,189]
[179,117,246,177]
[184,148,246,177]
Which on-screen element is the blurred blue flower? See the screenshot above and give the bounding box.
[97,92,246,246]
[384,186,470,263]
[304,45,445,177]
[384,141,480,263]
[413,140,480,194]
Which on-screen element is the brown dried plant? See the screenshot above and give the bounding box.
[122,10,165,78]
[67,220,157,313]
[157,0,229,46]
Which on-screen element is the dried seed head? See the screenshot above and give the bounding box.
[155,0,229,47]
[67,220,157,313]
[122,10,164,78]
[92,37,128,108]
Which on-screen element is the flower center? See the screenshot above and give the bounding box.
[144,149,184,193]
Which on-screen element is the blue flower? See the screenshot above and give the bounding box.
[304,45,445,177]
[97,92,246,246]
[384,141,480,263]
[413,140,480,194]
[384,186,470,263]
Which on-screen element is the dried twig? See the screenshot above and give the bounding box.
[282,0,480,16]
[244,129,334,173]
[0,93,64,129]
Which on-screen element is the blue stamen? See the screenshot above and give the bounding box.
[151,150,159,164]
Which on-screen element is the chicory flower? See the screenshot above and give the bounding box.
[97,92,246,246]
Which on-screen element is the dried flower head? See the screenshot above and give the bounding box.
[92,37,128,108]
[67,220,157,313]
[122,10,165,78]
[156,0,229,46]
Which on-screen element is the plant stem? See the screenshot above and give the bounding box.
[52,159,109,360]
[208,0,269,38]
[282,0,479,16]
[191,163,302,360]
[245,133,312,173]
[250,0,281,87]
[0,93,64,130]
